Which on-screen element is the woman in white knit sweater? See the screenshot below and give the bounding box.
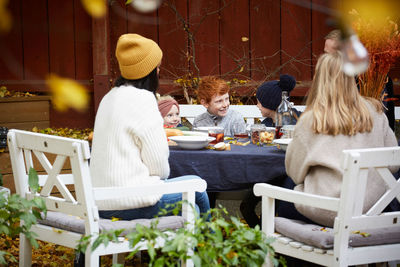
[284,52,398,227]
[90,34,210,220]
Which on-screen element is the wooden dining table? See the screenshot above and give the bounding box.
[168,141,287,206]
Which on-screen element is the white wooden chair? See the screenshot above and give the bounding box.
[7,129,206,267]
[254,146,400,267]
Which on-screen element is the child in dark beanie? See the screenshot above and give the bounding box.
[240,74,300,228]
[255,74,299,127]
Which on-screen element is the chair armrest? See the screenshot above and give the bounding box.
[253,183,340,212]
[93,179,207,201]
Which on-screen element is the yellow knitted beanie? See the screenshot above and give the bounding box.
[115,34,163,80]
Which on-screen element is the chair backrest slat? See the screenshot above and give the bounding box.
[352,169,368,216]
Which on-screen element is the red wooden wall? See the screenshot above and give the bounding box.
[1,0,399,128]
[0,0,94,128]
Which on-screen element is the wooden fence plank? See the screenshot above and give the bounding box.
[189,0,220,76]
[127,3,158,40]
[48,0,75,78]
[22,0,49,80]
[109,0,128,82]
[74,0,93,81]
[219,0,250,80]
[249,0,281,81]
[311,0,335,72]
[158,0,188,79]
[281,0,312,81]
[0,0,24,80]
[0,101,49,124]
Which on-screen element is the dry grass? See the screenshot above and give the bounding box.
[0,234,147,266]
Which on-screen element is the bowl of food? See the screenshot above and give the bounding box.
[182,131,209,137]
[194,126,224,145]
[169,135,216,150]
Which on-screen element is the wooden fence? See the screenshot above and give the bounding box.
[0,0,399,128]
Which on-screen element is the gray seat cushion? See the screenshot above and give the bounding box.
[38,211,185,235]
[275,217,400,249]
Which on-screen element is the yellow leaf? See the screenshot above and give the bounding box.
[52,228,64,234]
[0,0,12,33]
[111,216,121,222]
[241,37,249,42]
[360,232,371,237]
[46,74,89,112]
[238,66,244,73]
[241,141,250,146]
[81,0,106,18]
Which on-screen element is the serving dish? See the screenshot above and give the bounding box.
[182,131,208,137]
[272,138,292,151]
[193,126,224,133]
[169,135,216,150]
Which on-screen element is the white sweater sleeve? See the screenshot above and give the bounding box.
[128,91,170,179]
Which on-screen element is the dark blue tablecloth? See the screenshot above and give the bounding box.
[168,143,286,192]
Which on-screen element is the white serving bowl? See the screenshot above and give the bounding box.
[272,138,292,151]
[169,135,216,150]
[193,126,224,133]
[182,131,208,137]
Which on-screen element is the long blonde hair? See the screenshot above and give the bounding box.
[305,52,381,136]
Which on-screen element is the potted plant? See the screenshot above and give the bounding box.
[79,204,284,267]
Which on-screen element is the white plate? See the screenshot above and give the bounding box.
[169,135,216,150]
[182,131,208,137]
[273,138,292,151]
[193,126,224,133]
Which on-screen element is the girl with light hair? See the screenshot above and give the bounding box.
[283,52,397,227]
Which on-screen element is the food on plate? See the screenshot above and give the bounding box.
[228,140,250,146]
[164,128,183,137]
[214,142,231,151]
[168,140,177,146]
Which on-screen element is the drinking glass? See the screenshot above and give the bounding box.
[250,124,266,146]
[281,125,295,139]
[233,123,248,141]
[208,127,224,145]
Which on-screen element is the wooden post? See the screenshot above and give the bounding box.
[92,5,111,113]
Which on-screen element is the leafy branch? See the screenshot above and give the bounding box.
[0,168,46,265]
[78,203,284,266]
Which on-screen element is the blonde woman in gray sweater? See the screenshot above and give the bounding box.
[285,52,398,227]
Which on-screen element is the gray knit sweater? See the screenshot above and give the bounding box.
[90,86,170,210]
[193,109,246,136]
[285,100,398,227]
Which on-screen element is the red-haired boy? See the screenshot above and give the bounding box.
[193,76,246,136]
